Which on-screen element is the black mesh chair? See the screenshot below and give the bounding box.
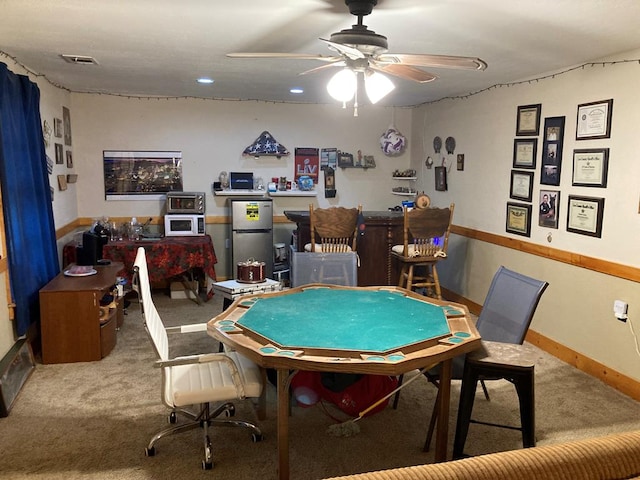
[421,266,548,455]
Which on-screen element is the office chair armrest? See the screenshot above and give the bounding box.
[165,323,208,334]
[155,353,248,398]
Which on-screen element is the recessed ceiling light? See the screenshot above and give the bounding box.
[197,78,214,84]
[290,87,304,94]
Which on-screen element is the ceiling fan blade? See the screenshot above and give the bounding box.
[377,53,487,71]
[319,38,366,60]
[227,52,340,62]
[371,64,438,83]
[299,61,346,76]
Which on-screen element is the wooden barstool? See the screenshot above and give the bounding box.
[303,204,362,285]
[391,203,454,299]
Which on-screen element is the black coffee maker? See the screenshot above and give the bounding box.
[76,226,108,266]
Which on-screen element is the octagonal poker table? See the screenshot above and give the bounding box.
[208,284,480,480]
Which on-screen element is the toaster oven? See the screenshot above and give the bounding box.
[166,192,205,214]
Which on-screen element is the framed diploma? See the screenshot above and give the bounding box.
[506,202,532,237]
[510,170,534,202]
[576,99,613,140]
[572,148,609,187]
[516,104,541,136]
[512,138,537,169]
[566,195,605,238]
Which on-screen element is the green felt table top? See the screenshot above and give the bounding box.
[236,288,451,353]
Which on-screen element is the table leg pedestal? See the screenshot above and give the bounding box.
[434,358,452,462]
[277,369,291,480]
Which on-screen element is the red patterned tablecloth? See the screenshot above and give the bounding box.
[64,235,217,296]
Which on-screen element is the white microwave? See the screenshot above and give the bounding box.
[164,214,205,236]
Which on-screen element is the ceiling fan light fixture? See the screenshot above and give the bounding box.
[364,70,395,104]
[327,68,356,102]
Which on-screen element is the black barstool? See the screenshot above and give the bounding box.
[452,340,536,459]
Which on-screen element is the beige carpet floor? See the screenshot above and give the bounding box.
[2,291,640,480]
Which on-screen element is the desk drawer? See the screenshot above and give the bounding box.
[100,315,117,358]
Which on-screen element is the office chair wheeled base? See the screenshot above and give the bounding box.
[144,401,264,470]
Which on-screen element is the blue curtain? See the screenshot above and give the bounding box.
[0,63,59,337]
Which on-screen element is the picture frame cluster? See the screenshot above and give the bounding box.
[507,99,612,238]
[50,106,74,192]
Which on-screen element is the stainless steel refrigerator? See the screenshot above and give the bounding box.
[229,197,273,279]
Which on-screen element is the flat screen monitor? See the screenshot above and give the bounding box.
[230,172,253,190]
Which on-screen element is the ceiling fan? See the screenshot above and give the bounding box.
[227,0,487,105]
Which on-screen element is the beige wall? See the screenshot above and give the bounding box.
[412,48,640,381]
[64,95,413,278]
[69,95,413,219]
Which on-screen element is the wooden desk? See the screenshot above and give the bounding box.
[208,284,481,480]
[284,210,404,286]
[40,263,124,364]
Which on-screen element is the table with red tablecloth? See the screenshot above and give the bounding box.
[63,235,217,299]
[105,235,217,299]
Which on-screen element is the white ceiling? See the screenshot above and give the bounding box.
[2,0,640,107]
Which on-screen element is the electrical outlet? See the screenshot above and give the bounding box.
[614,300,628,322]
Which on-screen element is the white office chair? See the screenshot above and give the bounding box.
[132,247,264,470]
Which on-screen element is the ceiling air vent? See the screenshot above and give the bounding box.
[60,54,99,65]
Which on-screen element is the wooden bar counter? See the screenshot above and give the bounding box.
[284,210,404,286]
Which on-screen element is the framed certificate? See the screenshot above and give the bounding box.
[506,202,532,237]
[512,138,537,169]
[576,99,613,140]
[510,170,534,202]
[566,195,605,238]
[572,148,609,187]
[516,104,541,136]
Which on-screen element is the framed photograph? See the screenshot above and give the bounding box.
[456,154,465,171]
[66,150,73,168]
[506,202,532,237]
[435,166,448,191]
[53,118,63,138]
[62,106,72,146]
[338,152,354,168]
[510,170,534,201]
[567,195,605,237]
[66,174,78,184]
[572,148,609,187]
[54,143,63,164]
[320,148,338,170]
[363,155,376,168]
[576,99,613,140]
[516,103,541,136]
[103,150,183,201]
[513,138,537,169]
[57,174,67,191]
[540,116,565,186]
[539,189,560,228]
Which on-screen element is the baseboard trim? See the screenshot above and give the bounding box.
[441,287,640,402]
[525,329,640,401]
